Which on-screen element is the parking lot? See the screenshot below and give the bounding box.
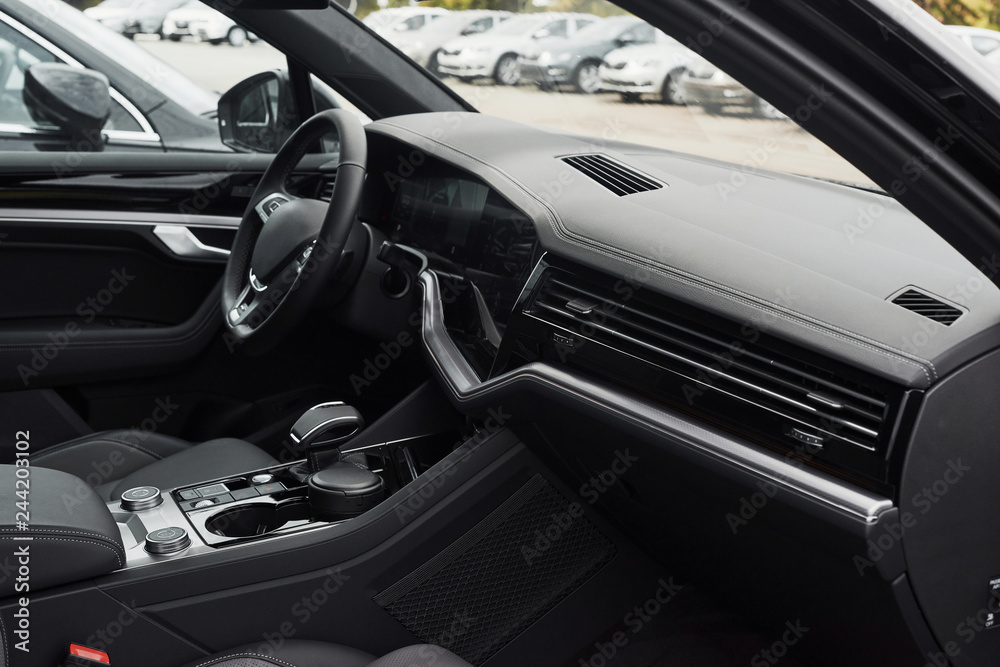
[139,38,872,186]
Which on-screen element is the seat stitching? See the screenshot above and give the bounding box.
[191,652,298,667]
[0,527,124,546]
[0,535,123,569]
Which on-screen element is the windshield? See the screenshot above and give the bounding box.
[393,1,880,187]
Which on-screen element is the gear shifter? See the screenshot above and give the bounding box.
[289,402,365,473]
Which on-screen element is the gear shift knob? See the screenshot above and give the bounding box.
[290,402,365,472]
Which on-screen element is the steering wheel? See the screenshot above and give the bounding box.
[221,109,367,354]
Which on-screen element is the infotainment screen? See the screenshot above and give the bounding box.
[388,173,537,329]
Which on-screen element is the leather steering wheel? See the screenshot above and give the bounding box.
[221,110,367,353]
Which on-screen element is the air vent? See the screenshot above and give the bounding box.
[560,154,662,196]
[890,288,962,325]
[317,174,336,202]
[526,271,891,454]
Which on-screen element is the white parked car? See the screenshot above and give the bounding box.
[162,0,256,46]
[436,12,597,85]
[391,10,512,76]
[82,0,139,34]
[598,30,695,103]
[361,7,449,38]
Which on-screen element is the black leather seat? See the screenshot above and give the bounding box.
[182,641,471,667]
[32,430,278,500]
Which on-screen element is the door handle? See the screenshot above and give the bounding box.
[153,225,231,259]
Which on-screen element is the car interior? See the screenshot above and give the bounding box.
[3,0,1000,665]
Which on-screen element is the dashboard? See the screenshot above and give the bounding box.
[361,112,1000,665]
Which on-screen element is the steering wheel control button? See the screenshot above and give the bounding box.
[145,527,191,555]
[120,486,162,512]
[251,474,274,485]
[195,483,230,497]
[178,489,200,501]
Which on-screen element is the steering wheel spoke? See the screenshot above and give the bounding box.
[254,191,297,225]
[221,109,367,353]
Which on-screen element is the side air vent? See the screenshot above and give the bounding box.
[317,174,337,202]
[890,288,962,325]
[526,271,892,455]
[560,154,662,196]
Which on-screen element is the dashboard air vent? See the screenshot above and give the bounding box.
[318,174,337,202]
[890,288,962,325]
[561,154,662,196]
[526,272,890,454]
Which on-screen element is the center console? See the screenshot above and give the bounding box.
[107,385,463,569]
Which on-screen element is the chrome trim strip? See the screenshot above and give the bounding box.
[417,271,894,524]
[153,224,231,258]
[0,209,241,228]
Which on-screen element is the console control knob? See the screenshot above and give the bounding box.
[251,474,274,485]
[308,461,385,520]
[120,486,162,512]
[145,527,191,555]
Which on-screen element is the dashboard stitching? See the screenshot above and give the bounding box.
[375,121,937,385]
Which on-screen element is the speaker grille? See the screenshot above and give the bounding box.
[374,474,616,665]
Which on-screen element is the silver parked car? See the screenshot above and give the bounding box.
[598,30,695,103]
[436,12,597,85]
[681,56,787,119]
[361,7,449,38]
[391,10,512,76]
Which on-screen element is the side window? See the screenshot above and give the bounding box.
[0,19,144,134]
[545,19,568,38]
[0,21,58,127]
[626,24,656,44]
[464,18,493,35]
[574,18,596,31]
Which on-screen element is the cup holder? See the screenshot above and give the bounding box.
[205,500,310,538]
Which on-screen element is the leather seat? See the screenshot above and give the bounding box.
[32,429,278,500]
[182,641,471,667]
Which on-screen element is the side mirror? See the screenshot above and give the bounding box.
[217,70,299,153]
[23,63,110,150]
[532,28,550,40]
[616,34,637,47]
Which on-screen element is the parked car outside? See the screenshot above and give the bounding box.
[437,12,597,85]
[945,24,1000,58]
[361,7,449,38]
[519,15,657,93]
[598,30,695,103]
[162,0,257,46]
[390,9,512,77]
[81,0,138,34]
[120,0,189,39]
[681,56,788,119]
